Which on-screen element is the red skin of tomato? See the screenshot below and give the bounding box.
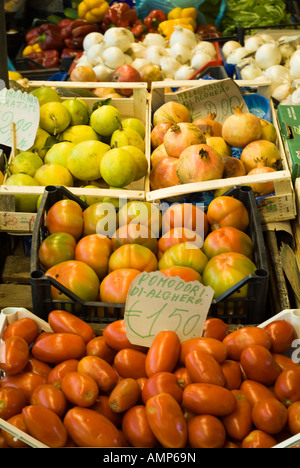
[113,348,147,379]
[122,405,158,448]
[202,317,228,341]
[274,367,300,406]
[223,326,272,361]
[38,232,77,269]
[0,387,26,420]
[221,360,243,390]
[272,353,300,371]
[252,398,288,435]
[206,196,249,232]
[188,414,226,448]
[108,378,141,413]
[241,430,277,448]
[61,371,99,408]
[77,355,118,393]
[264,320,297,354]
[0,432,10,448]
[48,310,95,344]
[180,337,227,365]
[22,404,68,448]
[203,226,253,259]
[30,383,67,418]
[146,393,187,448]
[239,380,277,406]
[145,330,180,377]
[185,349,226,386]
[46,199,84,240]
[174,367,193,389]
[90,395,122,427]
[287,401,300,435]
[3,317,39,345]
[32,332,86,364]
[103,319,147,352]
[75,234,112,280]
[24,357,52,379]
[162,203,208,238]
[2,413,30,448]
[141,372,183,404]
[222,389,253,441]
[0,335,29,375]
[240,344,282,386]
[63,406,123,447]
[99,268,141,304]
[182,383,237,416]
[47,359,79,389]
[1,372,47,404]
[86,336,117,364]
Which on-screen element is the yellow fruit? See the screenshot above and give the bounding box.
[121,145,148,181]
[110,127,145,152]
[100,148,137,187]
[30,87,62,106]
[39,102,71,135]
[89,105,122,137]
[10,151,43,177]
[34,164,73,186]
[0,170,4,185]
[62,98,90,125]
[8,71,22,81]
[44,142,76,167]
[5,174,40,212]
[59,125,99,144]
[67,140,110,181]
[28,127,55,160]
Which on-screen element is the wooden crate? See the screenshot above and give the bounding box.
[0,82,150,234]
[146,79,296,224]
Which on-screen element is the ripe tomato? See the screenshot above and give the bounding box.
[221,390,253,441]
[174,367,193,389]
[141,372,183,404]
[202,252,257,299]
[145,330,180,377]
[30,383,67,418]
[161,203,208,238]
[22,405,68,448]
[46,199,84,240]
[159,265,202,283]
[180,337,228,364]
[47,359,79,389]
[182,383,237,416]
[61,371,99,407]
[38,232,76,270]
[264,320,297,354]
[77,355,118,393]
[287,401,300,435]
[2,413,30,448]
[203,226,253,259]
[223,326,272,361]
[108,378,141,413]
[102,319,147,352]
[0,432,10,448]
[240,344,282,386]
[252,398,288,435]
[90,395,122,427]
[221,360,243,390]
[206,196,249,232]
[24,357,52,379]
[118,201,162,237]
[240,380,277,406]
[111,223,158,256]
[108,244,158,273]
[75,234,112,280]
[272,353,300,371]
[185,349,226,386]
[158,242,208,275]
[45,260,100,303]
[48,310,95,344]
[1,372,47,403]
[82,201,118,237]
[63,406,123,447]
[158,227,204,256]
[32,332,86,364]
[241,429,277,448]
[113,348,147,379]
[188,414,226,448]
[146,393,187,448]
[99,268,141,304]
[86,336,116,364]
[122,405,158,448]
[0,336,29,375]
[274,368,300,406]
[202,317,228,341]
[0,387,26,420]
[3,317,39,345]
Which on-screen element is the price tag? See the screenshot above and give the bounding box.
[124,271,214,347]
[0,88,39,150]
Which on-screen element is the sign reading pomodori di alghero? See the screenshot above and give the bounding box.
[124,271,214,347]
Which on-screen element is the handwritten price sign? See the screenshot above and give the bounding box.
[0,88,39,150]
[124,271,214,347]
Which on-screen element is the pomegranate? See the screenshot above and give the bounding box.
[151,122,172,149]
[177,144,224,183]
[111,64,142,97]
[193,112,223,138]
[246,167,276,196]
[240,140,281,172]
[150,144,168,168]
[153,101,191,126]
[222,156,246,178]
[222,105,262,148]
[163,123,206,158]
[150,157,180,190]
[70,66,97,82]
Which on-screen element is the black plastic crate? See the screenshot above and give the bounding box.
[30,185,269,325]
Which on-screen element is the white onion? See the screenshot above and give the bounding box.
[279,43,295,62]
[75,53,93,67]
[160,57,181,78]
[239,58,263,80]
[255,43,282,69]
[227,47,251,65]
[191,52,213,70]
[289,50,300,79]
[126,42,146,59]
[169,26,197,49]
[103,27,134,52]
[101,46,125,69]
[174,65,196,80]
[272,83,294,102]
[131,58,150,70]
[263,65,291,92]
[93,64,112,81]
[170,43,192,64]
[222,40,242,59]
[291,87,300,104]
[85,42,107,66]
[83,32,104,52]
[260,34,275,43]
[123,54,133,65]
[244,35,264,52]
[145,45,168,66]
[193,41,216,59]
[143,33,167,48]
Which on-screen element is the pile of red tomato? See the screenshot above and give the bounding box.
[37,193,258,312]
[0,311,300,448]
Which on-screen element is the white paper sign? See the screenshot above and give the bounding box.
[0,88,39,150]
[124,271,214,347]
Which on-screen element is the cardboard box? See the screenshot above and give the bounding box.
[276,104,300,183]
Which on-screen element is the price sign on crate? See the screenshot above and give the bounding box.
[124,271,214,347]
[0,88,39,151]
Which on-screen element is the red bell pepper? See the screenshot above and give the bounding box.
[32,23,65,50]
[101,2,138,31]
[143,9,166,30]
[63,19,99,50]
[24,49,60,68]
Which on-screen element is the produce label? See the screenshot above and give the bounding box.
[124,271,214,347]
[0,88,39,150]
